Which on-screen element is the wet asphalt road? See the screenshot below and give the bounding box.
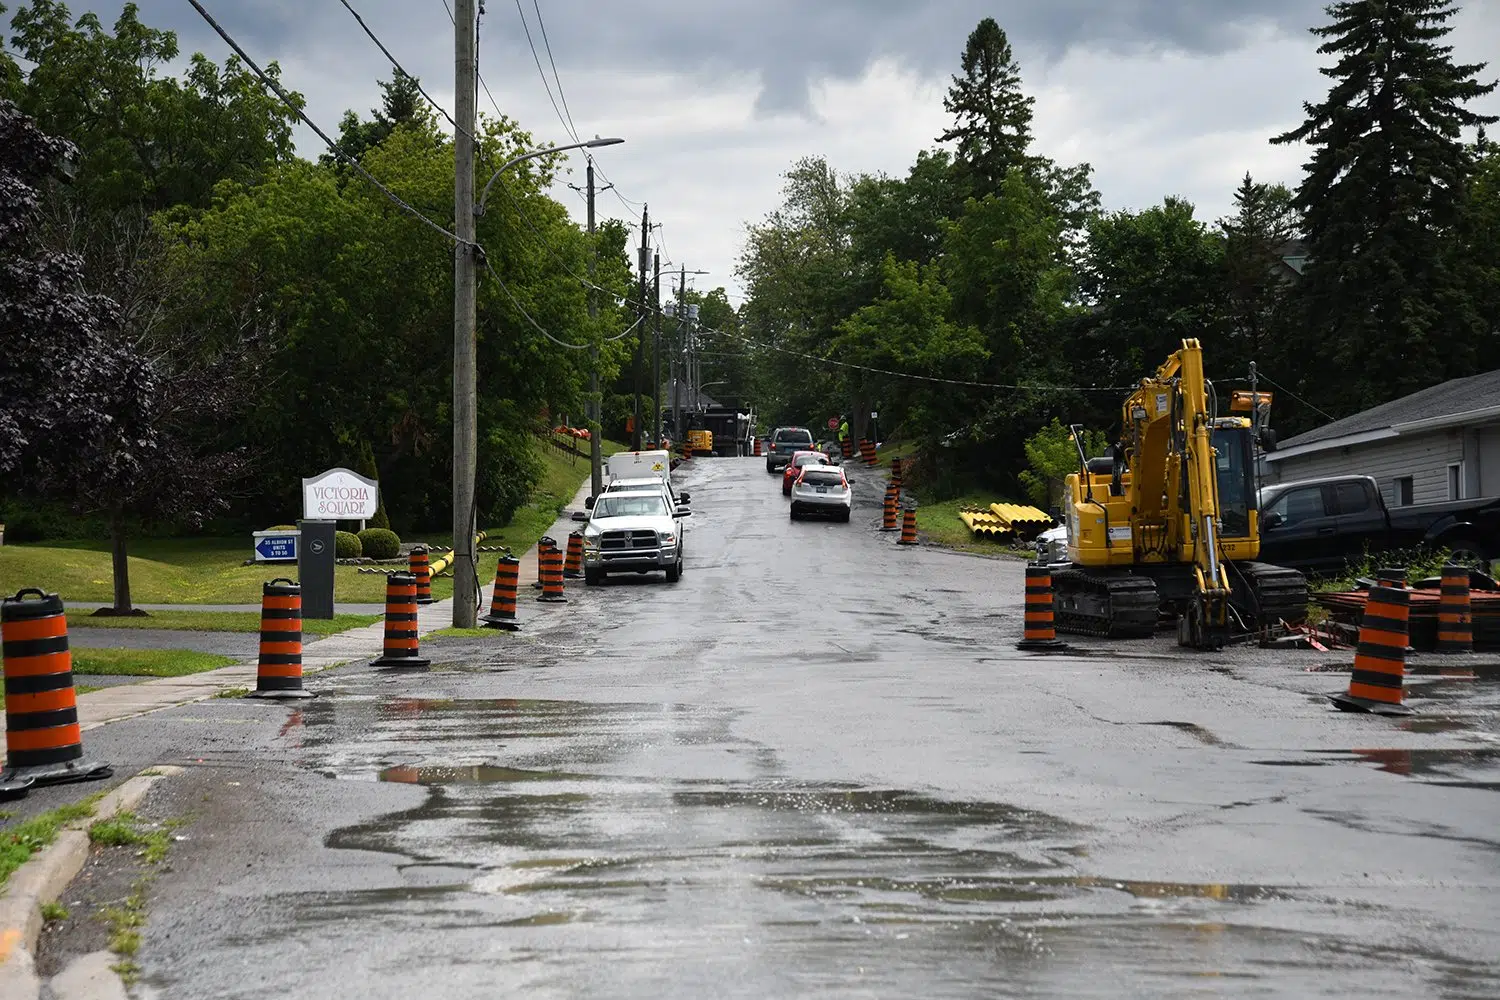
[70,457,1500,998]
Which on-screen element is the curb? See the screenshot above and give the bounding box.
[0,766,181,1000]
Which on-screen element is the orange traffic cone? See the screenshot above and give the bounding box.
[890,456,903,490]
[880,485,899,531]
[245,579,315,699]
[897,504,918,545]
[1436,564,1473,654]
[538,537,567,603]
[1,589,112,797]
[1332,584,1411,715]
[409,547,434,605]
[1017,567,1069,652]
[482,554,521,631]
[564,532,584,579]
[372,572,430,670]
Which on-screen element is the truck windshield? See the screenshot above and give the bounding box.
[593,495,668,518]
[1212,427,1255,537]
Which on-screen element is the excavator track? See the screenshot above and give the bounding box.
[1230,561,1309,630]
[1050,566,1159,638]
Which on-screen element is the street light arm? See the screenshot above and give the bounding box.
[476,136,624,216]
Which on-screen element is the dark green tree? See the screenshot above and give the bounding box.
[1216,173,1300,378]
[1076,198,1228,387]
[939,17,1034,198]
[325,70,435,166]
[1271,0,1497,418]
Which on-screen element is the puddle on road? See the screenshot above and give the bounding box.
[274,692,1500,997]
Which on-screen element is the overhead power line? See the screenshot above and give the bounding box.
[511,0,576,142]
[483,257,643,350]
[336,0,470,141]
[188,0,624,357]
[714,326,1134,393]
[530,0,579,141]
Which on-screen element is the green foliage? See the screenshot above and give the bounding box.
[355,440,390,529]
[334,530,362,559]
[1018,419,1108,508]
[0,794,100,889]
[1313,545,1457,592]
[1270,0,1498,425]
[40,900,69,921]
[266,524,295,531]
[357,527,401,561]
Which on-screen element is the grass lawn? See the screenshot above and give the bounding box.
[0,537,453,605]
[70,648,237,678]
[426,626,507,638]
[0,437,626,606]
[65,610,380,635]
[1,795,102,889]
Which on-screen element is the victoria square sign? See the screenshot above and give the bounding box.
[302,468,380,521]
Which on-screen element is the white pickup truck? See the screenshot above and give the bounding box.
[581,489,690,585]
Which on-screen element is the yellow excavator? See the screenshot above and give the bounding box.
[1050,339,1308,648]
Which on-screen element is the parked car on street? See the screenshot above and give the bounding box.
[1035,524,1068,564]
[789,465,852,522]
[781,450,830,495]
[1257,474,1500,576]
[580,490,690,585]
[765,426,816,473]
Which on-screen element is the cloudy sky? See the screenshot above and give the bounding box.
[68,1,1500,303]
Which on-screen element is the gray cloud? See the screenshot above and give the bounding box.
[88,0,1323,116]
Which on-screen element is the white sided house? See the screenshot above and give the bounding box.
[1264,370,1500,506]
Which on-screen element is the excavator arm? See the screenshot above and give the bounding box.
[1173,341,1233,647]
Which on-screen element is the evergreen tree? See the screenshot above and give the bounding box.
[1271,0,1496,418]
[1217,174,1299,378]
[939,18,1035,197]
[326,71,435,165]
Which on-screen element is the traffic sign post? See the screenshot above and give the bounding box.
[252,530,299,563]
[297,520,336,619]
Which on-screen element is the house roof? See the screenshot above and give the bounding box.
[1268,369,1500,462]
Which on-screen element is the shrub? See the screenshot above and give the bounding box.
[266,524,296,531]
[334,531,362,559]
[358,528,401,560]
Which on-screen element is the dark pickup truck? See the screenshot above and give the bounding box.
[1257,475,1500,576]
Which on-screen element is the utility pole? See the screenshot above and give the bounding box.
[451,0,478,628]
[652,252,662,447]
[673,265,686,443]
[586,160,603,496]
[632,204,649,450]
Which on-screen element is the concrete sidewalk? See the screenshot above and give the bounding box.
[66,602,387,614]
[3,482,594,735]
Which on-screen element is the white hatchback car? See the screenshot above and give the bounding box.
[789,465,852,522]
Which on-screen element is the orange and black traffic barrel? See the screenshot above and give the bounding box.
[1436,564,1473,654]
[372,572,430,670]
[537,537,567,603]
[897,504,919,545]
[1,589,112,797]
[1331,584,1412,715]
[1017,567,1069,652]
[409,547,434,605]
[880,485,899,532]
[564,532,585,579]
[1376,567,1406,589]
[482,553,521,631]
[246,579,314,699]
[890,457,903,490]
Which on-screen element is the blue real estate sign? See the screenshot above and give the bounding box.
[252,530,299,563]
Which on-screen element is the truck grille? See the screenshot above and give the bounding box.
[600,529,658,551]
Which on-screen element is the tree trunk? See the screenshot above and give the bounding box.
[110,510,134,614]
